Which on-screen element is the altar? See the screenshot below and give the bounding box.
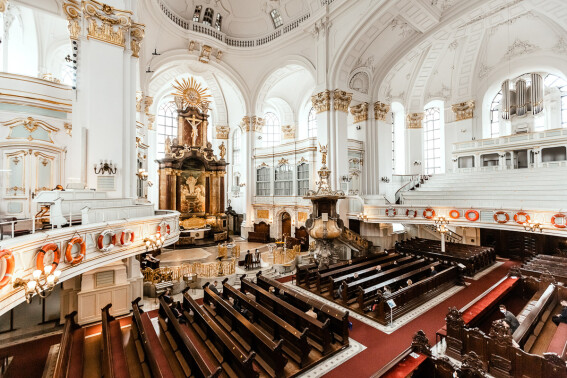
[156,78,228,246]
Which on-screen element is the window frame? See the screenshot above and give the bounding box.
[203,8,214,26]
[297,163,310,196]
[156,101,178,158]
[307,107,317,138]
[423,106,442,175]
[263,112,281,147]
[193,6,202,22]
[256,166,271,196]
[270,9,283,28]
[274,164,293,196]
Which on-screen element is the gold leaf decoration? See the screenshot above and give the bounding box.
[171,77,212,112]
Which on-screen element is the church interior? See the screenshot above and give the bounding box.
[1,0,567,377]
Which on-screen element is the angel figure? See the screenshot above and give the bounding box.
[319,143,328,166]
[164,136,172,154]
[186,175,197,194]
[219,142,226,160]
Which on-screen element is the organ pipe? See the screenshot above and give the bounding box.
[531,73,543,115]
[501,73,544,120]
[516,79,526,116]
[501,80,510,120]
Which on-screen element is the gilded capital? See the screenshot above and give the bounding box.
[252,116,264,133]
[406,113,424,129]
[374,101,390,121]
[147,114,155,130]
[83,0,132,47]
[215,125,229,139]
[63,0,82,40]
[452,100,475,121]
[240,116,251,132]
[130,22,145,58]
[144,96,153,115]
[136,91,143,112]
[350,102,368,124]
[281,125,295,139]
[311,90,331,113]
[333,89,352,112]
[0,0,7,13]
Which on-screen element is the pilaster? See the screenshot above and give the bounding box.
[406,112,424,175]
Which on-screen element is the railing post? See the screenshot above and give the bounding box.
[32,216,36,234]
[11,221,14,238]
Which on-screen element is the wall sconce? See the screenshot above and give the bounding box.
[524,219,543,233]
[357,213,368,221]
[381,177,390,183]
[94,160,117,175]
[136,169,149,181]
[238,182,246,187]
[434,216,449,233]
[12,266,61,303]
[413,161,422,166]
[341,175,352,183]
[144,232,166,252]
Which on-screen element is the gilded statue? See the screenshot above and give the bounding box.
[186,175,197,194]
[191,124,198,146]
[219,142,226,160]
[319,143,328,166]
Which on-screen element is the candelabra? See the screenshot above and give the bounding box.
[12,266,61,303]
[524,219,543,233]
[136,168,149,181]
[381,177,390,183]
[434,216,449,252]
[144,232,166,252]
[93,160,117,174]
[357,213,368,221]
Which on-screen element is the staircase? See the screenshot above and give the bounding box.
[423,224,463,243]
[338,227,373,255]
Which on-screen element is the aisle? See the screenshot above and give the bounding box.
[321,260,517,377]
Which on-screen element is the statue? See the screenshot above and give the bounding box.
[191,124,198,146]
[164,137,172,154]
[219,142,226,160]
[319,143,328,166]
[186,175,197,194]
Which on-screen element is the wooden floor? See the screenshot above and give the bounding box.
[529,302,563,355]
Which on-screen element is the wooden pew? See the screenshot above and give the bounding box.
[131,298,175,378]
[327,255,409,296]
[202,285,288,378]
[315,253,398,293]
[296,263,317,285]
[158,296,222,378]
[341,257,423,304]
[373,266,458,324]
[256,273,350,346]
[513,284,556,349]
[547,323,567,358]
[181,290,258,378]
[101,303,130,378]
[240,277,332,353]
[357,262,441,311]
[221,279,311,366]
[52,311,85,378]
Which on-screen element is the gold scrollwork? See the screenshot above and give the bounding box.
[374,101,390,121]
[350,102,368,124]
[451,100,475,121]
[406,112,424,129]
[0,0,8,13]
[83,0,132,47]
[311,90,331,113]
[333,89,352,112]
[130,22,145,58]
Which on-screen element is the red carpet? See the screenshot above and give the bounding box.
[462,276,518,324]
[0,334,61,378]
[322,261,517,377]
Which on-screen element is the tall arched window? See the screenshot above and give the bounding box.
[203,8,214,26]
[270,9,283,28]
[263,112,281,147]
[232,128,241,166]
[157,102,177,157]
[193,6,202,22]
[490,92,502,138]
[297,163,309,195]
[307,107,317,138]
[423,106,442,175]
[256,167,271,196]
[215,14,222,31]
[391,102,405,174]
[274,164,292,196]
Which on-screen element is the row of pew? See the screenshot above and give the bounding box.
[395,237,495,276]
[521,254,567,282]
[296,251,461,324]
[153,275,350,378]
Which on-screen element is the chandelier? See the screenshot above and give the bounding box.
[12,266,61,303]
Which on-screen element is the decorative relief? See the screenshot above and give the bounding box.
[144,96,153,115]
[309,16,331,40]
[257,162,269,168]
[215,125,229,139]
[406,112,424,129]
[146,114,155,130]
[188,40,223,63]
[63,0,82,40]
[281,124,295,139]
[252,116,264,133]
[297,212,308,223]
[478,63,491,79]
[311,90,331,113]
[390,17,415,38]
[257,210,269,219]
[2,117,59,143]
[130,22,145,58]
[297,157,308,165]
[553,38,567,55]
[374,102,390,121]
[333,89,352,112]
[504,39,537,59]
[0,0,7,13]
[451,100,475,121]
[349,71,369,94]
[460,352,486,376]
[41,73,61,84]
[350,102,368,124]
[83,0,132,47]
[64,123,72,136]
[277,158,289,166]
[411,330,432,356]
[199,45,212,63]
[136,91,143,112]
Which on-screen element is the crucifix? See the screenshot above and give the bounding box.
[186,114,202,146]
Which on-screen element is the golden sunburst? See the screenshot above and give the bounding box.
[171,77,212,111]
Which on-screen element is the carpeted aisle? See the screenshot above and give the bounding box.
[322,260,517,377]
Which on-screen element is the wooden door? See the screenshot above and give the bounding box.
[281,212,291,239]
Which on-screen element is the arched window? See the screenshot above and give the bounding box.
[215,14,222,31]
[256,167,271,196]
[263,112,281,147]
[391,102,405,174]
[490,92,502,138]
[274,164,292,196]
[203,8,214,26]
[232,128,241,166]
[545,74,567,128]
[270,9,283,28]
[297,163,309,195]
[157,102,178,157]
[193,6,202,22]
[423,106,442,175]
[307,107,317,138]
